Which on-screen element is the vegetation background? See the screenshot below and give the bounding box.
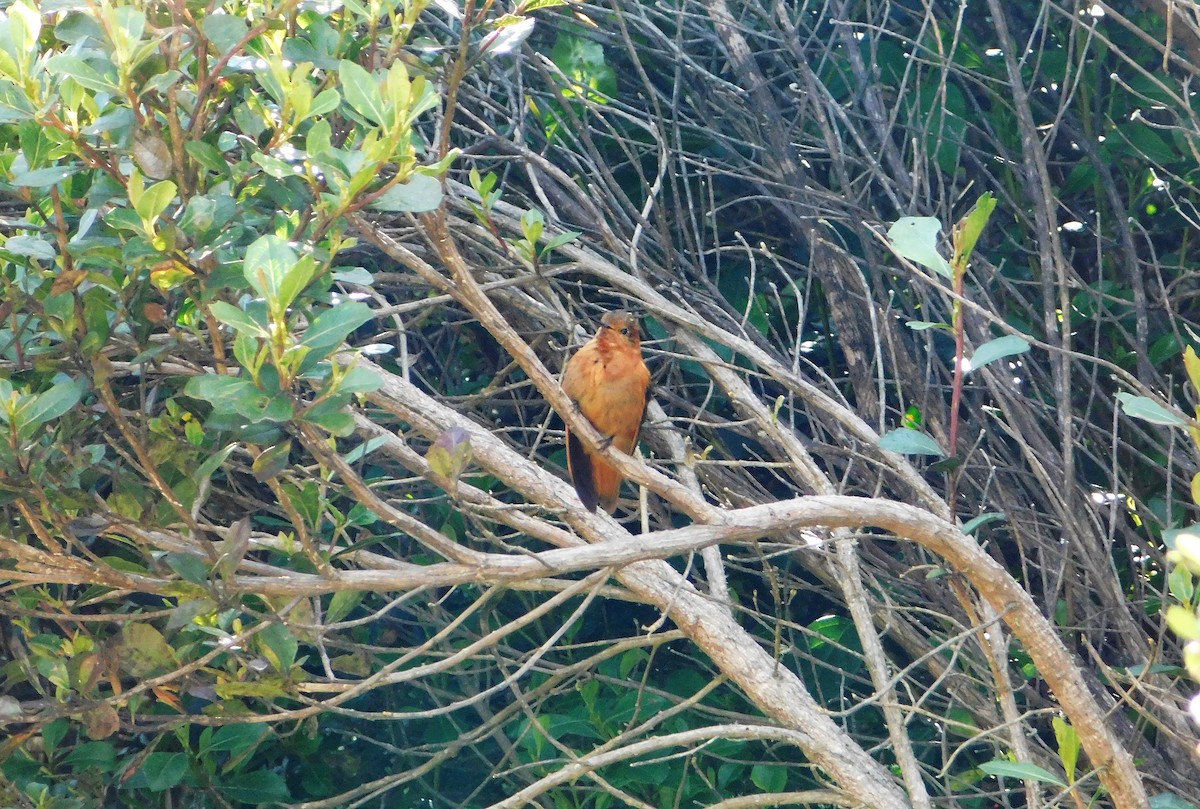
[1,0,1200,807]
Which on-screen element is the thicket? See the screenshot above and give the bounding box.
[1,0,1199,808]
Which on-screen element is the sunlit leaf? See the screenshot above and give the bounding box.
[1116,393,1186,426]
[134,179,177,227]
[967,335,1030,373]
[200,14,248,55]
[427,425,472,483]
[952,192,997,268]
[482,16,536,56]
[300,301,373,358]
[10,166,76,187]
[369,174,443,212]
[339,60,385,124]
[184,375,294,423]
[4,235,56,261]
[886,216,953,277]
[879,427,945,456]
[243,235,308,310]
[46,54,119,93]
[209,301,268,338]
[1052,717,1079,784]
[979,759,1066,787]
[1184,347,1200,394]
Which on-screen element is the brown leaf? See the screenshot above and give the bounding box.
[142,302,167,324]
[132,130,173,179]
[50,268,87,296]
[82,702,120,740]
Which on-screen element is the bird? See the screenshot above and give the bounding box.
[561,310,651,513]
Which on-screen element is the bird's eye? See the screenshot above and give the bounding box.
[620,327,629,335]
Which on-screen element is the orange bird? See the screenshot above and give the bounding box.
[561,311,651,512]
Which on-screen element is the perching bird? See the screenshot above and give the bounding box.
[561,310,651,512]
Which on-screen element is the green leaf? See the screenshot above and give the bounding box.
[1052,717,1080,784]
[326,589,364,624]
[906,320,949,331]
[369,174,444,212]
[1150,793,1200,809]
[427,426,472,482]
[195,443,237,484]
[6,1,40,74]
[210,301,269,338]
[968,335,1030,373]
[138,752,189,792]
[252,440,291,481]
[307,88,340,118]
[1169,565,1195,604]
[46,54,120,94]
[961,512,1005,535]
[17,378,85,428]
[979,759,1066,787]
[41,718,69,756]
[542,230,581,252]
[184,375,294,423]
[952,192,997,267]
[185,141,230,176]
[5,234,56,261]
[244,235,306,310]
[339,60,385,124]
[200,724,269,758]
[300,301,373,358]
[164,552,209,585]
[305,408,355,436]
[200,13,248,55]
[64,741,117,773]
[218,770,291,805]
[252,151,297,179]
[749,764,787,792]
[878,427,945,457]
[1166,604,1200,639]
[521,209,544,245]
[886,216,952,278]
[10,166,76,187]
[339,365,383,394]
[1164,525,1200,552]
[121,623,177,677]
[1116,393,1186,426]
[258,623,298,673]
[135,180,178,227]
[1185,346,1200,395]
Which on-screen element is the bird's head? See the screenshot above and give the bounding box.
[599,310,641,347]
